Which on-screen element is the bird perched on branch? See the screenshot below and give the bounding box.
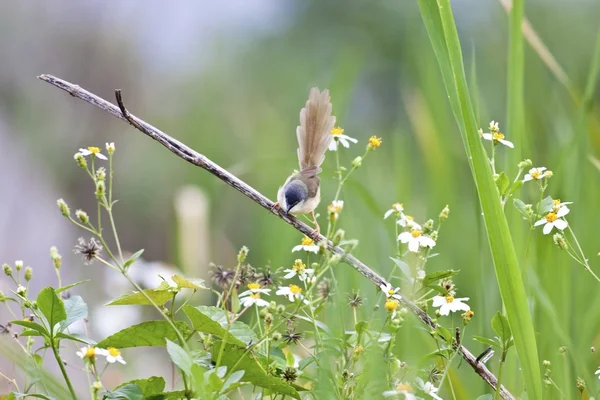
[274,88,336,237]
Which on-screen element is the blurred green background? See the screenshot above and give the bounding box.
[1,0,600,398]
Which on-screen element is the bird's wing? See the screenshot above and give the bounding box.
[296,88,336,171]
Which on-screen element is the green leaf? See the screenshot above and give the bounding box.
[183,306,257,347]
[97,321,190,349]
[434,326,453,344]
[508,180,523,196]
[10,320,50,338]
[473,335,500,349]
[539,196,554,213]
[36,287,67,333]
[59,296,87,331]
[105,289,173,306]
[165,339,193,376]
[103,384,143,400]
[222,370,245,392]
[495,172,510,195]
[491,311,512,346]
[172,274,206,290]
[55,332,96,345]
[211,342,299,399]
[513,198,528,218]
[145,392,186,400]
[11,393,53,400]
[55,280,90,294]
[422,269,459,288]
[417,1,542,397]
[116,377,165,397]
[123,249,144,270]
[389,257,411,280]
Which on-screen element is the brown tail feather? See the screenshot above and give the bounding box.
[296,88,336,171]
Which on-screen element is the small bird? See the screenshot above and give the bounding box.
[275,88,336,237]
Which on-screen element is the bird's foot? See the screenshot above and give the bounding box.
[270,202,280,214]
[309,211,321,241]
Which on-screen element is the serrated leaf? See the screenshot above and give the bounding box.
[539,196,554,213]
[495,172,510,195]
[211,342,300,399]
[103,384,143,400]
[183,306,257,347]
[106,289,173,306]
[36,287,66,333]
[472,335,500,348]
[10,320,50,338]
[55,280,90,294]
[59,295,87,331]
[97,321,190,349]
[166,339,193,375]
[491,312,512,345]
[422,269,459,287]
[123,249,144,270]
[172,275,206,290]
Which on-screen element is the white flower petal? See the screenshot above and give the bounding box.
[523,175,532,182]
[418,236,436,248]
[96,153,108,160]
[407,239,419,253]
[328,141,338,151]
[534,218,546,226]
[542,222,553,235]
[554,219,568,230]
[431,296,446,307]
[482,133,493,141]
[398,232,412,243]
[384,209,394,219]
[500,139,514,148]
[556,207,570,218]
[291,245,303,252]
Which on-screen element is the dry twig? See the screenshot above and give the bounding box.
[38,74,515,399]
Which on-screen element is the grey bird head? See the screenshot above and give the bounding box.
[283,179,308,213]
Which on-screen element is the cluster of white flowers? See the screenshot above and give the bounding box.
[238,282,271,308]
[382,378,443,400]
[76,345,126,364]
[383,203,436,253]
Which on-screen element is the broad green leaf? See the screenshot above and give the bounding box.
[539,196,554,213]
[123,249,144,270]
[10,393,52,400]
[145,392,186,400]
[434,326,453,344]
[355,321,368,337]
[55,332,96,345]
[508,180,523,196]
[418,1,542,397]
[472,335,500,349]
[211,342,300,399]
[166,339,193,375]
[495,172,510,195]
[116,376,165,397]
[422,269,459,288]
[10,320,50,338]
[183,305,257,347]
[36,287,66,333]
[59,295,87,331]
[97,321,190,349]
[172,274,206,290]
[106,289,173,306]
[491,312,513,346]
[55,280,90,294]
[102,384,143,400]
[222,370,245,392]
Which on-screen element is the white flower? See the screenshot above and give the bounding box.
[15,260,23,269]
[432,295,470,316]
[328,127,358,151]
[384,203,404,219]
[16,285,27,296]
[239,283,271,308]
[79,146,108,160]
[383,383,416,399]
[489,120,499,132]
[283,259,315,281]
[398,215,422,231]
[238,282,271,297]
[481,132,514,148]
[421,380,442,400]
[276,284,307,303]
[551,199,573,213]
[398,230,436,253]
[523,167,549,182]
[595,367,600,379]
[534,207,569,234]
[102,347,126,364]
[105,142,115,153]
[380,282,402,301]
[76,346,97,360]
[328,200,344,220]
[292,237,319,254]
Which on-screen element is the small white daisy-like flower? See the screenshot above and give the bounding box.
[398,229,436,253]
[384,203,404,219]
[328,127,358,151]
[534,207,569,234]
[383,383,416,399]
[76,346,98,360]
[105,142,115,153]
[16,285,27,296]
[283,259,315,281]
[101,347,126,364]
[79,146,108,160]
[422,381,442,400]
[488,120,499,132]
[551,199,573,213]
[380,282,402,301]
[238,282,271,297]
[15,260,23,269]
[292,236,319,254]
[398,215,422,231]
[239,289,271,307]
[481,131,514,148]
[523,167,549,182]
[432,295,470,316]
[328,200,344,220]
[276,284,307,303]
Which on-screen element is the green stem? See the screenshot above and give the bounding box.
[495,360,504,400]
[51,341,77,400]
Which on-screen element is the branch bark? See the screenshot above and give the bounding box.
[38,74,515,400]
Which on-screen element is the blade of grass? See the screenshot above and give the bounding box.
[417,1,543,399]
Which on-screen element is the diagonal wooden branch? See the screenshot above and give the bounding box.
[38,74,514,399]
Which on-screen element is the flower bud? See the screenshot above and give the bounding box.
[106,142,115,154]
[3,264,12,276]
[74,152,87,169]
[24,266,33,281]
[95,180,105,200]
[16,285,27,296]
[95,167,106,181]
[518,159,533,169]
[545,170,553,178]
[76,210,89,224]
[351,156,362,168]
[367,136,382,150]
[439,205,450,220]
[423,219,434,233]
[264,313,273,328]
[430,230,438,241]
[57,198,70,217]
[553,233,568,250]
[50,246,62,270]
[576,377,585,393]
[328,254,342,267]
[272,332,282,341]
[237,246,249,263]
[332,229,345,246]
[276,304,286,314]
[15,260,23,271]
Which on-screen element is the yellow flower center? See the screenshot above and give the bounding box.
[301,237,314,246]
[405,215,414,221]
[387,289,396,296]
[87,146,101,154]
[396,383,413,392]
[289,284,302,295]
[385,299,398,311]
[330,127,344,136]
[492,132,505,141]
[530,170,540,179]
[85,347,96,358]
[368,136,382,149]
[553,199,561,206]
[250,293,261,300]
[392,202,403,211]
[445,296,455,303]
[293,260,306,272]
[247,282,261,290]
[410,229,422,238]
[107,347,120,357]
[545,212,557,222]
